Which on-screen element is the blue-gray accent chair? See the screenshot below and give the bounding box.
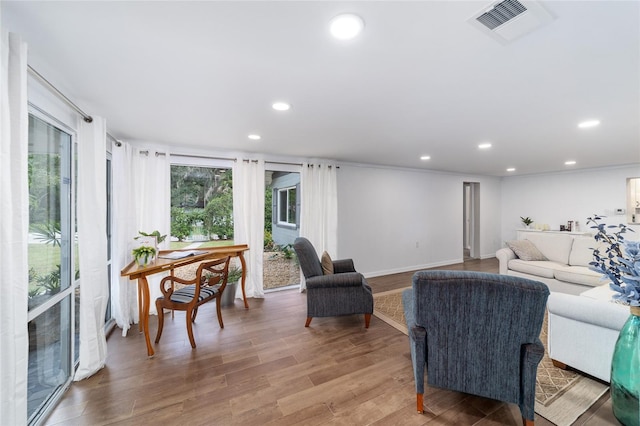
[293,237,374,328]
[402,270,549,425]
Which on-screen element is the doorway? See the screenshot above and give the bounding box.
[463,182,480,260]
[264,169,301,291]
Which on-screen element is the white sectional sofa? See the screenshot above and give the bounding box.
[496,231,604,295]
[496,231,629,382]
[547,287,629,382]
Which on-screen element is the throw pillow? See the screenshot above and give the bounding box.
[321,251,334,275]
[506,240,547,261]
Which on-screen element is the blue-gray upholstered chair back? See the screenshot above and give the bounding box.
[402,270,549,425]
[293,237,374,328]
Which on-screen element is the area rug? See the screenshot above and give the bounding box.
[373,288,609,426]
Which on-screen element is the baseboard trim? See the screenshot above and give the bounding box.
[363,259,463,279]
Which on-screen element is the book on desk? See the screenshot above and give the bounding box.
[158,250,207,260]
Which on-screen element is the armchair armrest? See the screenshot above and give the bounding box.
[306,272,365,289]
[496,248,516,275]
[332,258,356,274]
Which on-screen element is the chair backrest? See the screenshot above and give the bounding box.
[196,256,231,293]
[293,237,323,279]
[411,270,549,402]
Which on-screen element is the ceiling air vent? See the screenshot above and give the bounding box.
[468,0,554,45]
[476,0,527,30]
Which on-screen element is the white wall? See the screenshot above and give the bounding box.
[500,164,640,243]
[337,163,502,277]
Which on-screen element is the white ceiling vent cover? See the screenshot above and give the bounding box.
[468,0,554,45]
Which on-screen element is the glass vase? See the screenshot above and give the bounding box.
[610,306,640,426]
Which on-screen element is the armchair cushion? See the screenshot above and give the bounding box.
[321,251,334,275]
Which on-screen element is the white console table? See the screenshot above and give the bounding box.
[516,229,592,240]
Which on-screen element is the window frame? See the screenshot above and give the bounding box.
[276,185,298,229]
[26,105,77,425]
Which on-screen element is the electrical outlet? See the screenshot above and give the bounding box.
[415,241,419,248]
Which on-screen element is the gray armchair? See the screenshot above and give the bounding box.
[402,270,549,425]
[293,237,373,328]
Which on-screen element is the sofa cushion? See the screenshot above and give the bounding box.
[523,233,574,264]
[569,237,604,267]
[505,240,547,261]
[554,266,603,287]
[508,259,559,279]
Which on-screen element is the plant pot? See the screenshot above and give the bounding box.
[221,281,238,307]
[610,305,640,426]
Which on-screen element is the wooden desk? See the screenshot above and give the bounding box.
[120,244,249,357]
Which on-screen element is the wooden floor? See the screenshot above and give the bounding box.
[45,257,616,425]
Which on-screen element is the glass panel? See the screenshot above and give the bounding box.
[27,113,74,425]
[278,189,288,223]
[170,165,233,248]
[287,187,296,224]
[27,296,72,421]
[28,115,72,309]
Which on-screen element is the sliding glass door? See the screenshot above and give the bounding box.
[27,112,76,423]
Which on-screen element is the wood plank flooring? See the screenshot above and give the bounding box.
[44,257,616,425]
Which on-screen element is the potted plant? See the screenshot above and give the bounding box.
[132,245,157,266]
[520,216,534,228]
[132,230,166,266]
[136,230,167,245]
[587,215,639,425]
[220,265,244,307]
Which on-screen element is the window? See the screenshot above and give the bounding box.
[277,186,298,227]
[27,112,75,423]
[170,164,233,248]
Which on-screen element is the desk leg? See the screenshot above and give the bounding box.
[137,277,155,357]
[238,252,249,309]
[137,284,143,333]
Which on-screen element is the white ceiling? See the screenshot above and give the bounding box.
[3,1,639,176]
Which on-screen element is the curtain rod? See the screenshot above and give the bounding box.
[27,65,93,123]
[117,149,338,168]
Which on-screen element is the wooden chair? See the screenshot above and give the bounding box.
[155,256,231,348]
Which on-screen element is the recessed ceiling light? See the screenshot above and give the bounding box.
[565,160,577,165]
[578,120,600,129]
[506,168,516,172]
[420,155,431,161]
[248,134,261,140]
[478,143,492,149]
[272,102,291,111]
[329,13,365,40]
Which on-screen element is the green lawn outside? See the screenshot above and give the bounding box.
[29,244,60,277]
[29,244,80,292]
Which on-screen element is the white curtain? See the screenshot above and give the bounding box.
[132,149,171,315]
[233,159,265,299]
[0,32,29,423]
[111,141,139,334]
[74,117,109,380]
[299,163,338,291]
[111,145,170,333]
